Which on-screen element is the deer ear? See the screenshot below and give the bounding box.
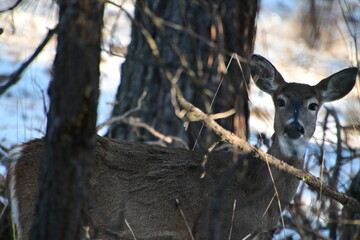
[250,54,286,94]
[315,67,358,103]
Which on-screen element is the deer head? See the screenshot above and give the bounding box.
[250,54,357,161]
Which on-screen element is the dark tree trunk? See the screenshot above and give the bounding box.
[110,0,259,149]
[340,171,360,240]
[0,175,12,240]
[30,0,103,239]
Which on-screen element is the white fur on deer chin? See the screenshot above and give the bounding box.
[278,136,308,160]
[8,145,25,240]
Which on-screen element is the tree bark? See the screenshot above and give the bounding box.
[0,175,12,240]
[30,0,104,239]
[340,170,360,240]
[110,0,259,148]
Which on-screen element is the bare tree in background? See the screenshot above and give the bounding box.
[341,171,360,239]
[300,0,335,49]
[30,0,104,239]
[109,0,259,148]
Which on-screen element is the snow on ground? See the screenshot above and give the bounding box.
[0,0,133,150]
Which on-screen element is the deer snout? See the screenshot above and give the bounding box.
[284,122,305,139]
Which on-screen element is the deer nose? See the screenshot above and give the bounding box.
[284,122,305,139]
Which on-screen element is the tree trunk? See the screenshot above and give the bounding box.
[30,0,104,239]
[0,175,12,240]
[340,171,360,240]
[110,0,259,149]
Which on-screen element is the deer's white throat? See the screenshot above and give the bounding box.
[274,135,308,160]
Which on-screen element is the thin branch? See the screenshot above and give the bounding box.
[126,119,173,143]
[0,0,88,96]
[208,109,236,120]
[228,199,236,240]
[263,155,286,238]
[176,199,195,240]
[124,219,137,240]
[97,91,147,131]
[192,53,236,150]
[0,26,57,96]
[97,91,188,148]
[124,118,188,148]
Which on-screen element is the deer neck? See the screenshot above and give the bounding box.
[267,134,307,168]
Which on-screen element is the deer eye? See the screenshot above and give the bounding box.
[276,98,286,107]
[308,103,318,111]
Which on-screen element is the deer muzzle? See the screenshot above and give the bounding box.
[284,122,305,139]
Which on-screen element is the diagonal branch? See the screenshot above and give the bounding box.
[0,0,86,96]
[176,91,360,213]
[0,26,57,96]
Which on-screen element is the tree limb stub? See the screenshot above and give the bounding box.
[176,92,360,213]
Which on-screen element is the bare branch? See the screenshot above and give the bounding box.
[123,118,188,148]
[175,91,360,213]
[97,91,147,131]
[0,26,57,96]
[208,109,235,120]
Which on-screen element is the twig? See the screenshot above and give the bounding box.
[263,154,285,239]
[176,199,195,240]
[97,91,147,131]
[192,53,236,150]
[122,118,188,148]
[124,219,137,240]
[100,116,188,148]
[33,79,49,115]
[228,199,236,240]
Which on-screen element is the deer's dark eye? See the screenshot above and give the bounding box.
[276,98,286,107]
[308,103,318,111]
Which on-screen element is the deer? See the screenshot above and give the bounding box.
[4,54,357,240]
